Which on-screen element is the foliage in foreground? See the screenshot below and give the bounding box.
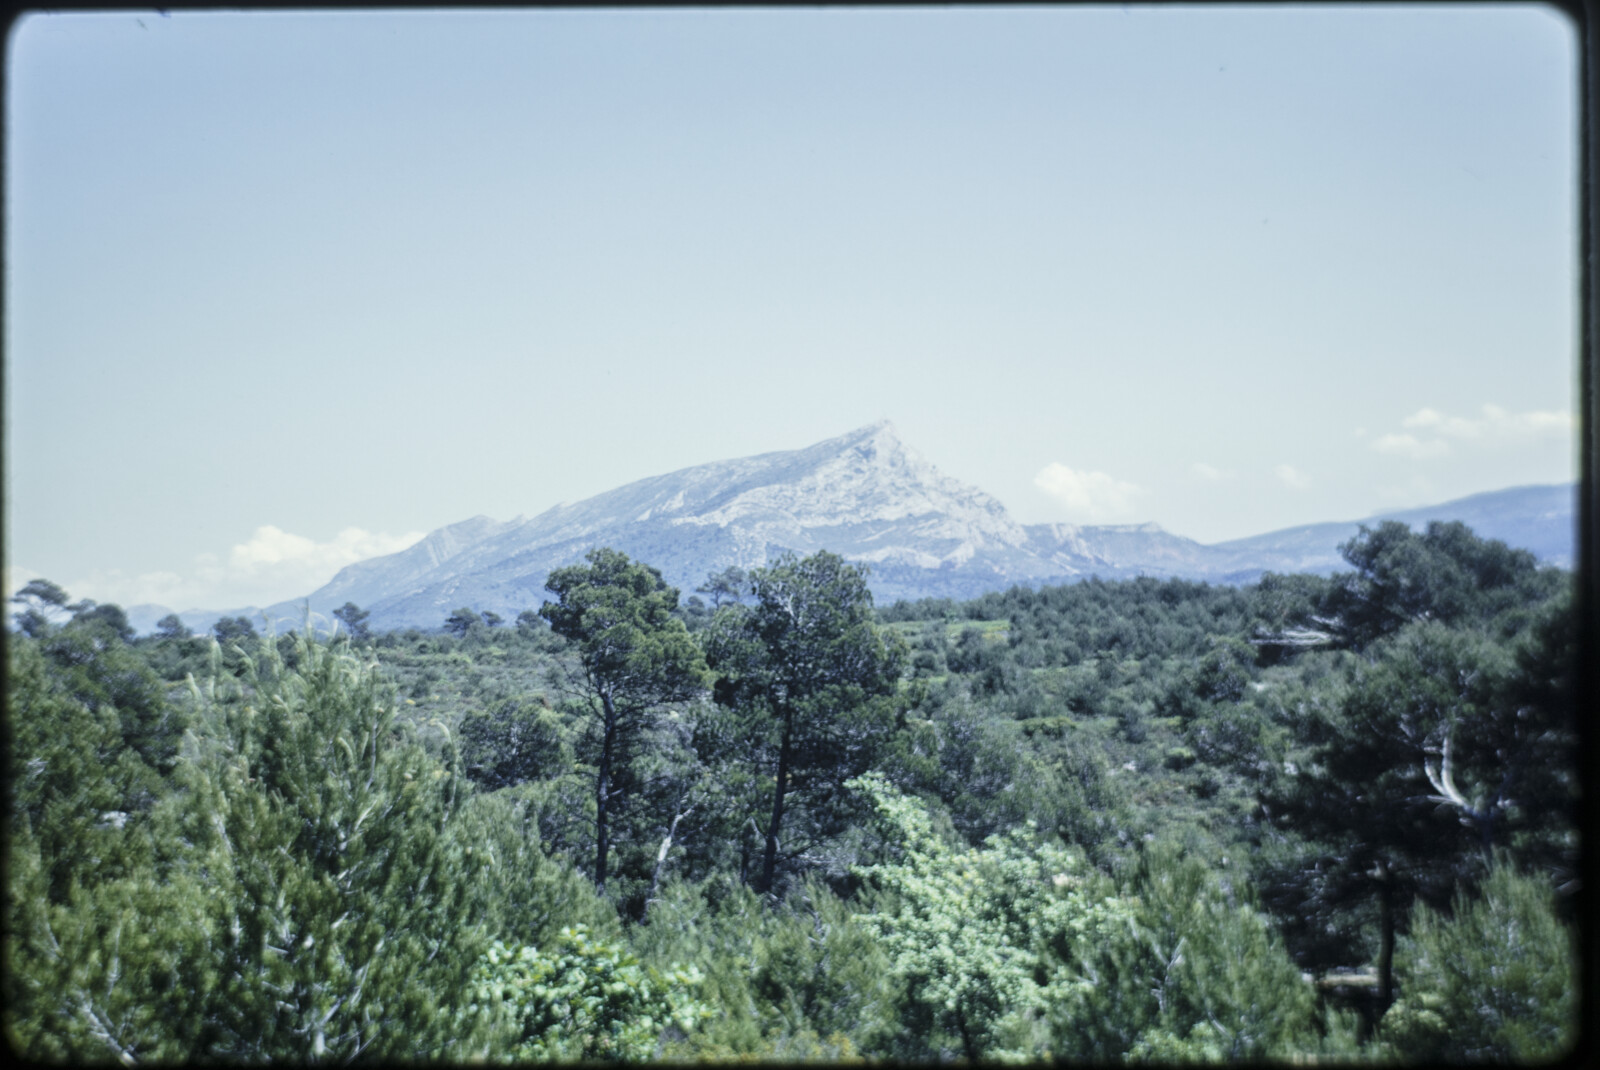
[6,522,1579,1064]
[1381,861,1578,1063]
[632,875,899,1060]
[6,630,494,1062]
[469,926,710,1061]
[851,773,1335,1062]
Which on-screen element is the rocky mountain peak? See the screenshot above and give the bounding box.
[836,418,901,458]
[227,426,1572,634]
[690,421,1022,546]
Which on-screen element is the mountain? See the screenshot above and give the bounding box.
[1205,483,1576,577]
[258,421,1062,630]
[136,423,1575,635]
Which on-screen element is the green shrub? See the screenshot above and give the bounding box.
[1382,862,1578,1062]
[469,925,710,1061]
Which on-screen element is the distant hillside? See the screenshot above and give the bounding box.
[1206,483,1575,579]
[128,424,1574,635]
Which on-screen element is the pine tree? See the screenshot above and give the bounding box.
[1316,520,1557,650]
[540,548,708,897]
[448,787,622,948]
[177,631,490,1060]
[703,552,906,893]
[1261,602,1576,1011]
[1381,860,1577,1061]
[331,602,371,641]
[5,637,218,1063]
[1058,840,1329,1062]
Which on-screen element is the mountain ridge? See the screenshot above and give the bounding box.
[124,423,1575,635]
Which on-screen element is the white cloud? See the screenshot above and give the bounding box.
[1376,403,1572,460]
[1190,461,1232,481]
[30,567,195,614]
[49,526,427,613]
[1400,407,1460,434]
[1274,464,1312,490]
[1034,463,1145,520]
[219,525,421,576]
[193,525,426,604]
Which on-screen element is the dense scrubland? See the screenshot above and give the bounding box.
[5,520,1578,1063]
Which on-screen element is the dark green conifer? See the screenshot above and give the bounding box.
[178,631,490,1060]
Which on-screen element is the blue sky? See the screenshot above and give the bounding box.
[5,5,1578,612]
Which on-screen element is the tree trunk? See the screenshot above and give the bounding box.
[956,1004,978,1061]
[761,711,793,894]
[1377,862,1395,1012]
[594,691,616,896]
[647,808,688,909]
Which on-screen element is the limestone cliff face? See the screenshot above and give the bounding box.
[265,421,1061,629]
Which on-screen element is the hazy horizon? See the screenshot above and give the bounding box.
[6,6,1577,612]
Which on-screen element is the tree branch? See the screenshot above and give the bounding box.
[1422,728,1472,813]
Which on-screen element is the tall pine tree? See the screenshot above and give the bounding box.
[703,552,906,893]
[540,548,708,896]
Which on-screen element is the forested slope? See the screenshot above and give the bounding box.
[5,520,1579,1062]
